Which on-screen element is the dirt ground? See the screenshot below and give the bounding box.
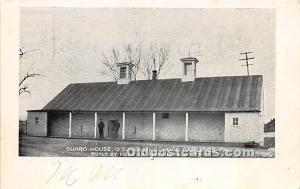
[19,135,275,158]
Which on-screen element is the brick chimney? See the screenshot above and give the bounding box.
[180,57,199,82]
[117,62,135,84]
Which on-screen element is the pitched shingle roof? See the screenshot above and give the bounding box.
[42,75,263,112]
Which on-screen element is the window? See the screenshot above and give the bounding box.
[35,117,39,124]
[120,66,127,79]
[184,63,192,75]
[233,117,238,126]
[162,113,169,119]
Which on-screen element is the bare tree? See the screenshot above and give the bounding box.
[142,43,170,79]
[99,43,143,81]
[99,47,120,81]
[142,55,154,80]
[19,47,42,95]
[124,43,143,81]
[99,42,170,81]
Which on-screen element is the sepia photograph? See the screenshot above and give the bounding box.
[19,8,275,158]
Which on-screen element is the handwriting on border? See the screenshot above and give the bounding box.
[46,160,123,186]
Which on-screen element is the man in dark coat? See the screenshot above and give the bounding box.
[98,119,105,139]
[114,119,120,139]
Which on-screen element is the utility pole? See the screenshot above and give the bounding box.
[239,52,255,76]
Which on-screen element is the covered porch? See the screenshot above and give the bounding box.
[47,111,225,142]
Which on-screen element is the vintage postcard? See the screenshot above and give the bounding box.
[1,1,300,189]
[18,8,275,158]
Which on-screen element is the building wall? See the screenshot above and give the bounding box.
[28,111,263,143]
[124,112,152,140]
[156,112,186,141]
[224,112,263,144]
[27,112,47,136]
[264,137,275,148]
[264,132,275,137]
[44,111,268,143]
[124,112,224,141]
[189,113,224,142]
[48,112,69,137]
[264,131,275,148]
[72,113,94,138]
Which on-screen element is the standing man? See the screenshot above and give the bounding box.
[98,119,105,139]
[114,119,120,139]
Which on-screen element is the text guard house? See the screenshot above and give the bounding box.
[27,57,264,145]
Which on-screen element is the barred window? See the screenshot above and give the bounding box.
[233,117,239,126]
[120,66,127,79]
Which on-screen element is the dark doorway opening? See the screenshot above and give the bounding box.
[107,120,116,139]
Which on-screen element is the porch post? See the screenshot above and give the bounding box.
[185,112,189,141]
[68,112,72,137]
[122,112,125,139]
[94,112,97,138]
[152,112,156,140]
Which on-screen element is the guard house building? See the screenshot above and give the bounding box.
[27,57,264,145]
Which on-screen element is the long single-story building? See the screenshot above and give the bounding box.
[27,57,264,145]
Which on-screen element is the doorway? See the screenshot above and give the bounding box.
[107,120,116,139]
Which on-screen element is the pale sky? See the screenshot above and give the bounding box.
[20,8,275,121]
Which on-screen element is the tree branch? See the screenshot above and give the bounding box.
[19,48,40,59]
[19,85,31,95]
[19,47,43,95]
[19,73,42,87]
